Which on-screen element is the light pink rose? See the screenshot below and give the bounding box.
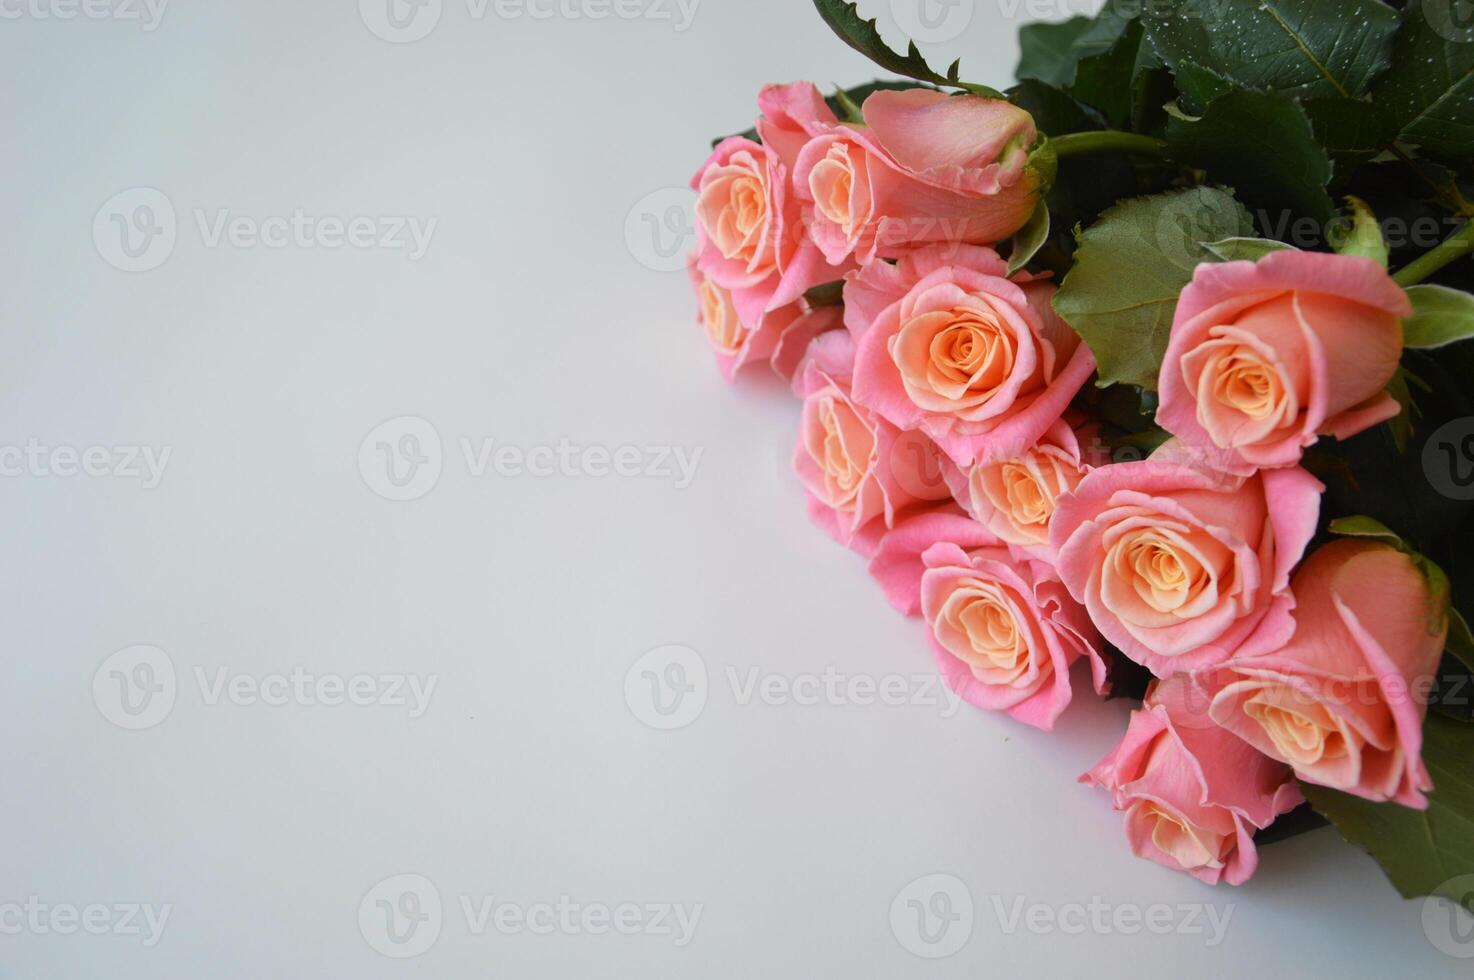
[688,258,842,382]
[1199,539,1449,809]
[794,88,1042,265]
[1050,447,1322,677]
[793,334,952,556]
[691,83,847,325]
[845,244,1096,467]
[945,418,1102,561]
[920,538,1104,730]
[1082,675,1302,885]
[1157,251,1410,474]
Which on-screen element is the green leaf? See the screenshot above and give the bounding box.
[1372,0,1474,165]
[831,86,863,123]
[811,0,1003,98]
[1007,199,1051,275]
[1332,196,1389,266]
[1404,285,1474,349]
[1165,89,1334,224]
[1017,16,1096,87]
[1328,513,1406,546]
[1070,19,1148,131]
[1302,712,1474,913]
[1202,237,1296,262]
[1172,60,1236,116]
[804,280,845,309]
[1302,97,1400,186]
[1142,0,1400,100]
[1052,187,1254,389]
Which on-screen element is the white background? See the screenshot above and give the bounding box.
[2,0,1471,976]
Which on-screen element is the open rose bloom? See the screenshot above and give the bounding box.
[1083,676,1302,885]
[845,244,1096,467]
[1051,449,1322,677]
[1199,539,1449,808]
[1157,251,1410,473]
[689,257,842,382]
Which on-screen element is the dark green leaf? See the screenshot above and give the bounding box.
[1373,0,1474,165]
[1017,16,1096,87]
[1450,609,1474,673]
[1007,200,1051,275]
[1302,97,1400,186]
[1072,19,1148,130]
[1173,60,1236,115]
[1142,0,1401,100]
[1302,712,1474,913]
[1166,89,1334,225]
[1203,237,1297,262]
[1053,187,1254,389]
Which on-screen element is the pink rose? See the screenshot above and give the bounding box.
[845,244,1096,467]
[919,538,1103,730]
[794,88,1043,265]
[1157,251,1410,474]
[946,418,1101,561]
[1050,448,1322,677]
[689,258,842,382]
[691,83,846,325]
[1199,539,1449,809]
[1082,675,1302,885]
[793,334,951,556]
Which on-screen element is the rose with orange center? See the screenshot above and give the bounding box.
[1049,446,1322,677]
[690,83,848,326]
[1157,251,1410,474]
[794,88,1044,265]
[1081,676,1302,886]
[792,333,950,556]
[688,258,842,383]
[918,539,1103,730]
[1198,539,1449,808]
[947,418,1095,560]
[844,244,1095,467]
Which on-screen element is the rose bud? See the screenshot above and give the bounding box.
[1200,538,1450,809]
[794,88,1044,264]
[1157,251,1410,474]
[1049,445,1322,677]
[844,243,1095,467]
[1082,675,1303,885]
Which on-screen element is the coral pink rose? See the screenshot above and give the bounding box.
[1050,447,1322,677]
[1082,675,1302,885]
[793,334,951,556]
[919,539,1104,730]
[1199,539,1449,809]
[1157,251,1410,474]
[946,418,1101,561]
[845,244,1096,467]
[794,88,1043,265]
[691,83,846,325]
[689,258,842,382]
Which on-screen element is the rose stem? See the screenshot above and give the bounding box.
[1048,131,1168,159]
[1392,221,1474,288]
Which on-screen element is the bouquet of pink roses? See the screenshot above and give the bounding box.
[687,0,1474,912]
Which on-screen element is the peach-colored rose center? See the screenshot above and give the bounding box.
[697,277,746,354]
[803,393,875,511]
[970,443,1084,547]
[892,298,1030,416]
[697,150,775,273]
[1125,800,1228,872]
[808,139,872,241]
[1100,523,1232,638]
[1241,684,1352,770]
[933,577,1044,687]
